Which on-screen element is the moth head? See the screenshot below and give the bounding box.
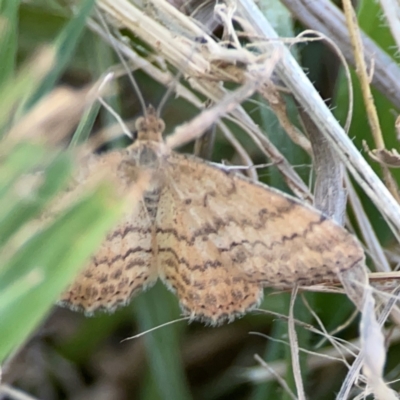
[135,105,165,142]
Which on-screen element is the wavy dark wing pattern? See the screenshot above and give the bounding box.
[56,121,364,324]
[155,153,364,324]
[58,150,158,314]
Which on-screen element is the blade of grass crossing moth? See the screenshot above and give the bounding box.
[0,0,21,85]
[0,48,54,136]
[70,101,101,147]
[0,148,72,248]
[134,285,192,400]
[0,183,121,289]
[0,142,48,198]
[24,0,96,111]
[0,183,125,362]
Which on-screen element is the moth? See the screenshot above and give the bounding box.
[58,106,364,324]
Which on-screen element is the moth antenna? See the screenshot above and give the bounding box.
[95,7,147,117]
[156,69,183,119]
[97,98,133,139]
[156,42,200,118]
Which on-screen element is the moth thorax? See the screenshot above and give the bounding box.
[137,145,160,169]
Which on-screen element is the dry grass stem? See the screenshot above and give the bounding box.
[253,354,297,400]
[280,0,400,109]
[0,384,39,400]
[346,173,391,273]
[96,0,315,199]
[243,328,400,385]
[259,85,313,155]
[288,286,306,400]
[379,0,400,51]
[342,0,400,203]
[217,121,258,180]
[297,29,354,133]
[166,78,262,149]
[237,0,400,239]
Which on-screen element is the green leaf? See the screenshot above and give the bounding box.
[0,148,72,247]
[135,285,192,400]
[0,0,22,85]
[24,0,96,109]
[0,182,124,362]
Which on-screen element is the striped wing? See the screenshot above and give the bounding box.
[155,153,364,324]
[58,150,158,314]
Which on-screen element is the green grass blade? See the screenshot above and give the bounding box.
[24,0,96,110]
[0,182,124,362]
[0,142,47,196]
[0,48,54,135]
[135,286,192,400]
[0,0,22,85]
[70,101,101,147]
[0,149,72,247]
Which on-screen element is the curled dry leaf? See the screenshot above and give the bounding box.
[363,140,400,168]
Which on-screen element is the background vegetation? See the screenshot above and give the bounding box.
[1,0,399,399]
